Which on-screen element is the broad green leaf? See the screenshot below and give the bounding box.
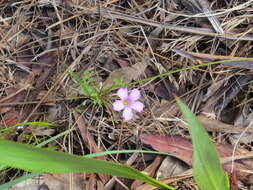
[176,98,229,190]
[0,139,174,190]
[0,149,172,189]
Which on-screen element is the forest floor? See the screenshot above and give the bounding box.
[0,0,253,189]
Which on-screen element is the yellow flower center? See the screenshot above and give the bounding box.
[123,100,129,106]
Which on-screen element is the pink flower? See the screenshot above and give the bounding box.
[113,88,144,120]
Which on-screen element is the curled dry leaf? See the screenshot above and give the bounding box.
[156,156,189,178]
[152,100,180,119]
[114,58,175,100]
[102,62,147,90]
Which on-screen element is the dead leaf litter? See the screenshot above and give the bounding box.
[1,0,253,189]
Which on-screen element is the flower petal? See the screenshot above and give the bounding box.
[129,88,141,101]
[122,107,133,120]
[113,100,125,111]
[130,101,144,112]
[117,88,128,100]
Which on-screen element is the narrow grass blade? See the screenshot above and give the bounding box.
[0,140,174,190]
[176,98,230,190]
[85,150,172,158]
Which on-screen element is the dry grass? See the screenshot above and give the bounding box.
[0,0,253,189]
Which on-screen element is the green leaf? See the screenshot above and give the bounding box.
[85,149,172,158]
[0,139,174,190]
[0,149,172,189]
[176,98,230,190]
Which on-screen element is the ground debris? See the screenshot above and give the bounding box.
[0,0,253,189]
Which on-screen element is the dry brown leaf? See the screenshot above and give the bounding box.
[113,58,175,100]
[152,100,180,119]
[102,61,147,90]
[141,134,253,183]
[141,135,193,165]
[156,156,188,178]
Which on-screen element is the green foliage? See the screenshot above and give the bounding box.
[176,98,230,190]
[70,71,103,106]
[0,149,172,189]
[0,140,174,190]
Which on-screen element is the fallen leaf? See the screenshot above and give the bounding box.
[152,100,180,119]
[141,134,253,183]
[156,156,188,178]
[102,61,147,90]
[141,135,192,165]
